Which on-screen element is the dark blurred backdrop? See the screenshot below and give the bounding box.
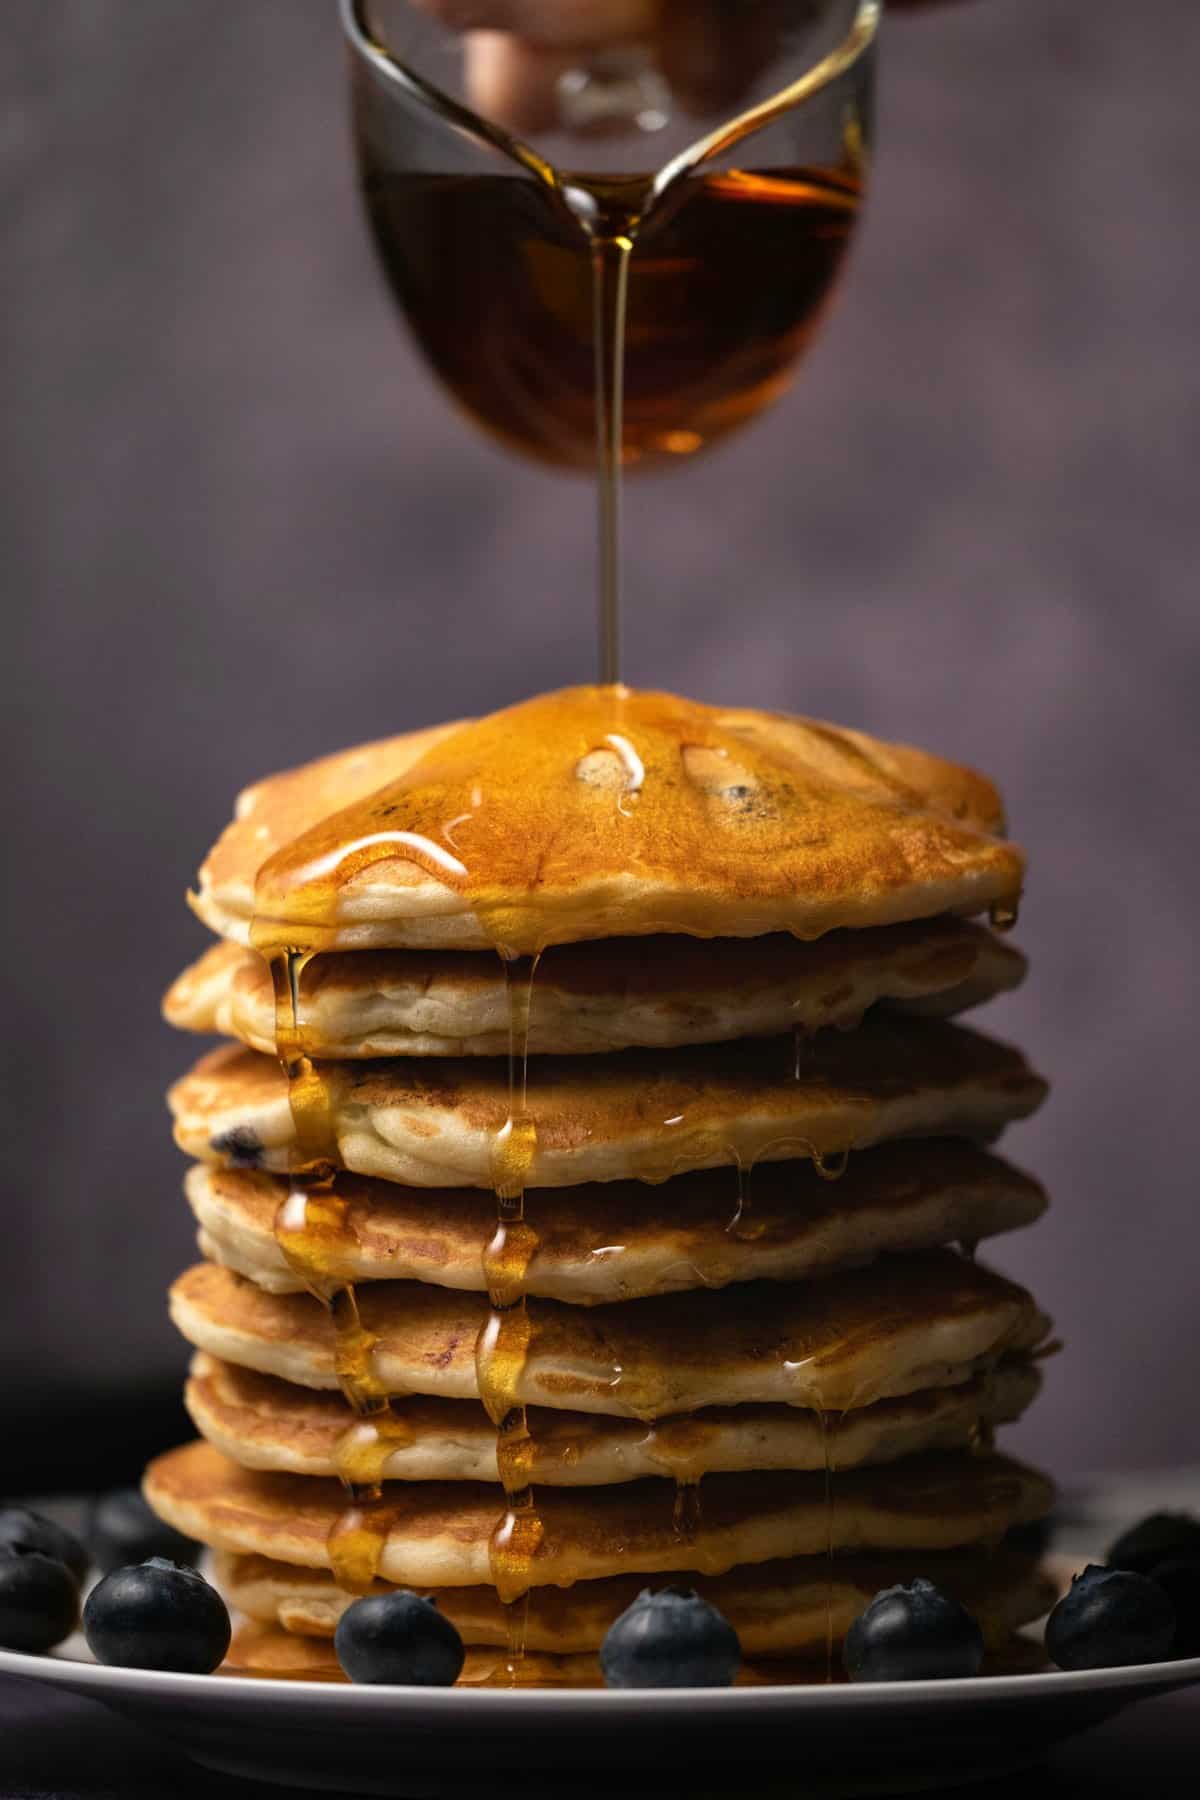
[3,0,1198,1490]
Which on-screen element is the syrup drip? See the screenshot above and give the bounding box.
[253,943,413,1586]
[754,1132,850,1185]
[726,1153,749,1234]
[590,229,633,687]
[989,897,1020,933]
[474,955,545,1676]
[325,1502,399,1595]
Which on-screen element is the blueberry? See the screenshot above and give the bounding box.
[1146,1559,1200,1659]
[1045,1564,1176,1671]
[1107,1512,1200,1577]
[0,1548,80,1653]
[210,1126,262,1167]
[334,1591,465,1686]
[0,1507,89,1585]
[86,1488,198,1574]
[599,1587,741,1689]
[843,1579,984,1682]
[83,1558,230,1674]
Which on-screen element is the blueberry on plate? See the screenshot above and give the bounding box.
[0,1547,80,1654]
[599,1588,741,1689]
[1106,1511,1200,1577]
[843,1579,984,1682]
[1045,1564,1176,1671]
[0,1506,89,1585]
[83,1558,230,1674]
[334,1591,465,1686]
[86,1488,198,1574]
[1146,1558,1200,1659]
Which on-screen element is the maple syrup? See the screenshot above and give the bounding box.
[989,898,1020,933]
[474,956,546,1671]
[356,164,861,477]
[251,940,415,1587]
[251,685,1023,958]
[359,157,861,683]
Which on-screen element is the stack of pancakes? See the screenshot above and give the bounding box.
[146,687,1056,1684]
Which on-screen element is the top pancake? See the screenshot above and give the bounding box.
[193,688,1025,954]
[164,918,1026,1059]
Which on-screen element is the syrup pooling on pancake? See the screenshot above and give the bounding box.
[247,686,1024,957]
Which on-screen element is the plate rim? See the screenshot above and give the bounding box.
[3,1643,1199,1712]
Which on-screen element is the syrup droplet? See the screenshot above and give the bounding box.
[474,954,545,1679]
[989,897,1021,933]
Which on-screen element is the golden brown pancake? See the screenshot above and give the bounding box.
[146,1440,1055,1586]
[168,1018,1047,1190]
[187,1353,1041,1485]
[193,689,1024,954]
[218,1546,1053,1656]
[164,919,1026,1059]
[185,1140,1046,1303]
[170,1255,1049,1418]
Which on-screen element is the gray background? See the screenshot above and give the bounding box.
[3,0,1197,1482]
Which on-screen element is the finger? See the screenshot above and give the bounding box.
[464,31,575,133]
[410,0,658,50]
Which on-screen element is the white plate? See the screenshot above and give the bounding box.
[2,1640,1198,1796]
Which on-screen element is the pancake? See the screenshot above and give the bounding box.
[217,1546,1054,1655]
[222,1621,600,1686]
[185,1140,1047,1303]
[168,1018,1047,1190]
[186,1353,1041,1485]
[145,1440,1055,1586]
[164,919,1026,1058]
[193,688,1025,955]
[170,1255,1049,1419]
[221,1621,1050,1684]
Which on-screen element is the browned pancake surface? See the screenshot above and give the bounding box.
[170,1253,1049,1417]
[194,689,1024,953]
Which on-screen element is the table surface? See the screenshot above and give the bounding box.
[0,1674,1196,1799]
